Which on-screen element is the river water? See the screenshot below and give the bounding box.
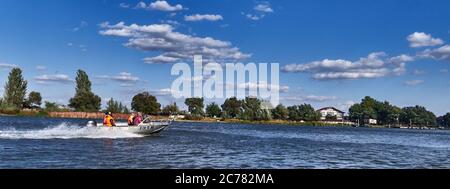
[0,116,449,169]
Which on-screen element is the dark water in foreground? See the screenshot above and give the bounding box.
[0,116,449,169]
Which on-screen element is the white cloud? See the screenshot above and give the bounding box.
[161,20,180,26]
[185,14,223,22]
[36,65,46,71]
[35,74,73,84]
[282,52,409,80]
[95,72,140,83]
[0,63,18,69]
[389,54,415,64]
[404,80,424,86]
[407,32,444,48]
[119,3,130,8]
[67,42,87,52]
[246,14,264,21]
[99,22,251,64]
[144,55,180,64]
[254,3,273,13]
[149,88,181,97]
[136,1,183,11]
[419,45,450,61]
[440,69,449,73]
[237,82,290,93]
[245,2,273,21]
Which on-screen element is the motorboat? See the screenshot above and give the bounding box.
[86,118,172,135]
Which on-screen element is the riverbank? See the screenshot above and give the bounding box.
[1,111,353,127]
[1,111,446,130]
[177,118,356,127]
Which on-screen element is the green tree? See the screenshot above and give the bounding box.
[106,98,122,113]
[400,106,436,127]
[221,97,242,118]
[240,97,270,121]
[349,96,402,126]
[162,103,180,115]
[44,101,61,112]
[3,68,28,109]
[185,97,204,116]
[206,103,222,118]
[288,104,320,121]
[28,91,42,108]
[443,113,450,127]
[68,70,101,112]
[272,104,288,120]
[123,105,130,114]
[437,113,450,127]
[131,92,161,115]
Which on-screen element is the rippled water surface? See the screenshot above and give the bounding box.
[0,116,449,168]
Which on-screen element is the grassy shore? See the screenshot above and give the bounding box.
[0,110,48,117]
[177,117,355,127]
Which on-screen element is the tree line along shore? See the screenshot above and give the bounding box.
[1,67,450,128]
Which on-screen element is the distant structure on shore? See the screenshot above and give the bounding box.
[318,107,345,121]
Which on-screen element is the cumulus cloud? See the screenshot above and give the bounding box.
[185,14,223,22]
[282,52,410,80]
[245,2,273,21]
[34,74,73,84]
[419,45,450,61]
[407,32,444,48]
[135,1,183,11]
[99,22,251,64]
[389,54,415,64]
[254,3,273,13]
[95,72,140,83]
[404,80,424,86]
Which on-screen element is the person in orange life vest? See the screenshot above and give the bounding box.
[103,112,116,127]
[128,113,136,126]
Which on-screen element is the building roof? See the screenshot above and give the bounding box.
[318,107,345,113]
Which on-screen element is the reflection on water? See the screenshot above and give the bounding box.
[0,116,449,169]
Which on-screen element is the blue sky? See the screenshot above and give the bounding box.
[0,0,449,115]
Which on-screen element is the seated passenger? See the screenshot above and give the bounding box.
[134,112,143,126]
[103,112,116,127]
[128,113,136,126]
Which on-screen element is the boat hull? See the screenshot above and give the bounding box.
[92,121,171,136]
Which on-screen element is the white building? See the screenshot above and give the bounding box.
[318,107,345,121]
[367,118,378,125]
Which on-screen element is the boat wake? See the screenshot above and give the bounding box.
[0,123,143,139]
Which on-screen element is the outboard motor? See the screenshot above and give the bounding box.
[86,120,98,127]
